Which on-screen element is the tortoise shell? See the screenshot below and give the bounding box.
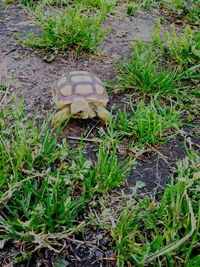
[52,71,108,110]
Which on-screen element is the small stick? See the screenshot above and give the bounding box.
[67,136,102,143]
[85,121,100,139]
[66,237,105,253]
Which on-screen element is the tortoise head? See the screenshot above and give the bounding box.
[70,98,96,119]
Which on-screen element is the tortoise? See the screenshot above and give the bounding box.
[51,71,111,126]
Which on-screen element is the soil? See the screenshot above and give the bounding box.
[0,2,199,267]
[0,3,164,113]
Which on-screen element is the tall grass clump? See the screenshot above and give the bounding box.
[116,41,182,96]
[110,148,200,266]
[108,99,182,145]
[0,104,84,238]
[114,20,199,113]
[0,102,133,249]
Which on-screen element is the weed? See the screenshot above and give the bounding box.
[150,19,200,69]
[165,24,200,68]
[20,0,37,7]
[17,0,117,16]
[0,83,7,91]
[162,0,200,24]
[75,0,117,12]
[127,0,159,10]
[43,0,116,9]
[127,4,139,15]
[43,0,69,5]
[141,0,158,10]
[16,6,109,53]
[129,0,200,24]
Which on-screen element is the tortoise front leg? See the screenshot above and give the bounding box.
[51,106,71,127]
[95,106,111,124]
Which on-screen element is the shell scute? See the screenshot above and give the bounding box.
[95,83,105,94]
[71,75,93,83]
[70,71,90,75]
[57,76,67,87]
[52,71,109,109]
[75,84,94,94]
[59,85,73,96]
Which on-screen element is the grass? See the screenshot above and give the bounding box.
[63,0,117,12]
[116,42,182,96]
[1,102,198,265]
[127,4,139,15]
[104,99,182,146]
[2,101,199,266]
[18,0,117,10]
[92,145,200,266]
[0,103,133,247]
[1,0,200,265]
[0,83,7,92]
[113,21,200,115]
[128,0,200,24]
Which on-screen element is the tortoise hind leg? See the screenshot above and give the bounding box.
[95,106,111,124]
[51,106,71,127]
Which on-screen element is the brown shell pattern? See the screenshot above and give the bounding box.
[52,71,108,109]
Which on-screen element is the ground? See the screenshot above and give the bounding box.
[0,1,199,266]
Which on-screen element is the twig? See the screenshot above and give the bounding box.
[4,47,17,56]
[142,192,196,264]
[85,121,99,139]
[66,236,104,252]
[149,145,172,168]
[91,257,116,265]
[67,136,102,143]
